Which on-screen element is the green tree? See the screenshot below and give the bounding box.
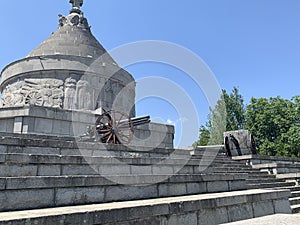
[245,96,300,157]
[223,87,246,131]
[208,93,227,145]
[193,125,210,147]
[194,87,245,146]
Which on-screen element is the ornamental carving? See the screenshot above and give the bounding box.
[25,92,43,106]
[64,77,77,110]
[58,11,90,31]
[1,81,25,107]
[23,79,64,108]
[0,79,64,108]
[75,80,92,110]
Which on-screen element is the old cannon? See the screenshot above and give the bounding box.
[79,110,151,145]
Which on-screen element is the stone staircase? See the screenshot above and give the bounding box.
[0,135,247,212]
[192,146,300,214]
[276,186,300,214]
[0,133,294,224]
[0,189,291,225]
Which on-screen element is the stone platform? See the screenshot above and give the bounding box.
[0,133,248,212]
[0,189,292,225]
[0,133,295,224]
[233,154,300,213]
[0,106,174,148]
[233,154,300,174]
[222,214,300,225]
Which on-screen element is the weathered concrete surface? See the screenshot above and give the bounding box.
[0,126,175,153]
[0,106,174,148]
[0,174,248,212]
[233,154,300,174]
[222,214,300,225]
[0,189,292,225]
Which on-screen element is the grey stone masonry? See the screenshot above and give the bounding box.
[0,5,136,114]
[0,189,292,225]
[0,174,248,212]
[233,155,300,174]
[0,106,174,148]
[222,214,300,225]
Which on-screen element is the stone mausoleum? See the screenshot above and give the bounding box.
[0,1,299,225]
[0,0,174,148]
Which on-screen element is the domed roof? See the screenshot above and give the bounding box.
[1,1,134,88]
[27,10,113,62]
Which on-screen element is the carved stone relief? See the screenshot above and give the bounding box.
[64,77,77,110]
[1,79,64,108]
[23,79,64,108]
[1,81,25,107]
[75,80,92,110]
[58,9,90,31]
[0,76,135,114]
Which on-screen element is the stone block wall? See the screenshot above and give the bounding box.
[0,106,174,148]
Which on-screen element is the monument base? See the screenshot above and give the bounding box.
[0,106,174,148]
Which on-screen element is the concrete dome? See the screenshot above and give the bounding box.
[0,5,136,117]
[27,12,113,62]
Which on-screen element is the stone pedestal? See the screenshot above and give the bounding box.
[224,130,257,156]
[0,106,174,148]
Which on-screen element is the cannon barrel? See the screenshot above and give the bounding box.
[118,115,151,128]
[130,115,150,122]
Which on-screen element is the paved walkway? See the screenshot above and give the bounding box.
[222,214,300,225]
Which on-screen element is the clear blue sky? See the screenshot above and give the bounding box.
[1,1,300,147]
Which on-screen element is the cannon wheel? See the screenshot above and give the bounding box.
[94,110,134,145]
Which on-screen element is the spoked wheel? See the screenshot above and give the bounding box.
[94,110,134,145]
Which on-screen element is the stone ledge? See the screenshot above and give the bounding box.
[0,174,248,190]
[0,132,179,155]
[0,156,249,176]
[233,154,300,164]
[0,189,291,225]
[0,174,248,212]
[276,173,300,179]
[221,214,300,225]
[0,153,242,166]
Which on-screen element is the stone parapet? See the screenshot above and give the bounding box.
[0,189,292,225]
[233,154,300,175]
[0,174,248,212]
[0,106,174,148]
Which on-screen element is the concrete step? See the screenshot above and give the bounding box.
[0,152,247,169]
[0,173,247,212]
[291,191,300,198]
[0,163,217,177]
[247,174,276,179]
[232,154,300,165]
[232,155,300,175]
[248,181,296,189]
[0,133,189,158]
[289,196,300,205]
[0,152,263,177]
[191,155,234,161]
[211,163,253,168]
[0,189,292,225]
[291,204,300,213]
[214,172,269,177]
[0,158,247,177]
[247,178,289,184]
[273,186,300,192]
[211,167,261,173]
[222,214,300,225]
[191,145,224,155]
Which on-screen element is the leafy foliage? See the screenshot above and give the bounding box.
[223,87,246,131]
[194,87,300,158]
[194,87,245,146]
[245,96,300,157]
[193,125,210,147]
